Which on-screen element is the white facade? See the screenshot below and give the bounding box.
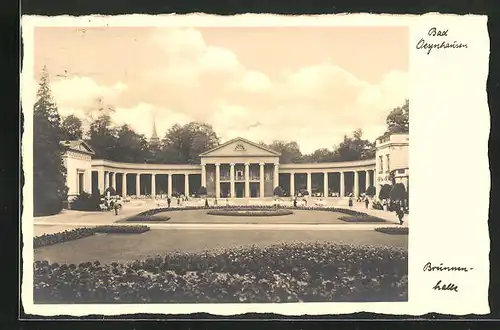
[61,141,95,199]
[59,134,409,202]
[375,133,410,197]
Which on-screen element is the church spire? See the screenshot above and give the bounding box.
[150,115,160,146]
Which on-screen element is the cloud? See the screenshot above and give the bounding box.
[113,103,192,138]
[51,76,128,116]
[42,27,408,154]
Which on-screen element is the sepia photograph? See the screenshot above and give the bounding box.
[27,23,411,306]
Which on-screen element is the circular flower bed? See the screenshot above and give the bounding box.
[34,242,408,303]
[206,208,293,217]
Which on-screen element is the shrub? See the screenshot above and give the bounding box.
[365,186,376,197]
[390,183,407,201]
[198,186,207,196]
[34,242,408,303]
[339,215,387,223]
[34,225,151,248]
[104,186,117,196]
[70,192,101,211]
[378,184,392,200]
[375,227,409,235]
[273,186,284,197]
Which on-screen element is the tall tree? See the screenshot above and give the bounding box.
[334,129,376,161]
[385,99,409,136]
[161,122,220,164]
[33,66,68,216]
[61,114,83,140]
[264,140,303,164]
[114,124,151,163]
[87,115,118,160]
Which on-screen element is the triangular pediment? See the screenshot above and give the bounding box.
[61,140,96,155]
[200,137,281,157]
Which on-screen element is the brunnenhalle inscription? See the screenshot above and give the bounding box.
[423,262,474,293]
[416,27,468,55]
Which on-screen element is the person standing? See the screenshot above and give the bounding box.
[205,198,209,208]
[365,197,369,209]
[396,205,405,225]
[348,197,353,207]
[293,197,297,208]
[167,196,171,208]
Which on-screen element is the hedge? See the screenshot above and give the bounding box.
[375,227,409,235]
[339,215,387,223]
[34,242,408,303]
[34,225,151,248]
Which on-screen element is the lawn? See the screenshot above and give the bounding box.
[119,209,387,225]
[34,229,407,264]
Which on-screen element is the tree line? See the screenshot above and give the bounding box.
[61,99,409,165]
[34,66,409,215]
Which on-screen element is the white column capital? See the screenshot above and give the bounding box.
[230,163,235,167]
[259,162,265,167]
[244,162,250,167]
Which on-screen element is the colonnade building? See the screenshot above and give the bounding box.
[62,135,409,200]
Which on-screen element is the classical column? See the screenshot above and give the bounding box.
[167,174,173,197]
[273,163,279,189]
[122,173,127,197]
[307,172,312,196]
[215,163,221,198]
[366,170,371,188]
[151,174,156,198]
[259,163,265,197]
[111,172,116,190]
[354,171,359,197]
[290,172,295,197]
[104,171,109,189]
[87,170,92,194]
[136,173,141,197]
[323,172,328,197]
[244,163,250,198]
[98,169,105,194]
[201,164,207,188]
[340,172,345,197]
[184,174,190,197]
[229,163,235,198]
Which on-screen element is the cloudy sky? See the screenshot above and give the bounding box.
[34,26,408,153]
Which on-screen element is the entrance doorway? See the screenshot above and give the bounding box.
[220,182,230,198]
[235,183,244,198]
[250,182,260,197]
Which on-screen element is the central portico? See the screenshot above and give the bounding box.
[199,137,281,198]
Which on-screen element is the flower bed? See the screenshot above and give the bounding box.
[339,215,387,223]
[125,215,171,223]
[136,205,367,217]
[94,225,150,234]
[34,242,408,303]
[34,228,96,249]
[375,227,409,235]
[34,226,151,248]
[206,208,293,217]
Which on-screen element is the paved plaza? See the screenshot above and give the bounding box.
[33,198,409,236]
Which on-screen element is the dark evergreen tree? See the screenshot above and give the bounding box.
[33,66,68,216]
